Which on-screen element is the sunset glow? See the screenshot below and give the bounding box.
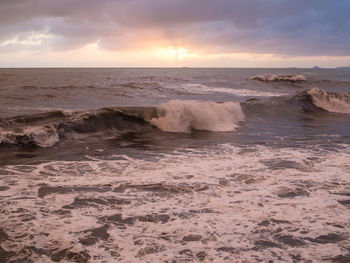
[0,1,349,67]
[1,1,350,262]
[154,47,188,61]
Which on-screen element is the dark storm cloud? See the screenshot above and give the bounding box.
[0,0,349,56]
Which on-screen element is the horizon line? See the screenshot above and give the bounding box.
[0,66,347,69]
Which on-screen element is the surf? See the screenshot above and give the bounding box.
[251,74,306,82]
[1,88,348,148]
[150,100,244,132]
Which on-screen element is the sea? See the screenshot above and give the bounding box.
[0,68,349,262]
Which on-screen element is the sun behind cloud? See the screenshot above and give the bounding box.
[154,47,188,61]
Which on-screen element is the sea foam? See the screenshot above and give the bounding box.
[0,125,59,147]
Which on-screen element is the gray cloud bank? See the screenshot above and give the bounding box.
[0,0,349,56]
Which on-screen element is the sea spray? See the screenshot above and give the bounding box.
[150,100,244,132]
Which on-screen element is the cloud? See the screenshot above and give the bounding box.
[0,0,349,56]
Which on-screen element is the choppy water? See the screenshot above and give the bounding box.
[0,68,350,262]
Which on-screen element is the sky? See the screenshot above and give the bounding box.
[0,0,350,68]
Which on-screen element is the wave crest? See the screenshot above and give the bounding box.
[0,109,154,147]
[2,88,347,148]
[251,74,306,82]
[307,88,350,113]
[150,100,244,132]
[242,88,350,115]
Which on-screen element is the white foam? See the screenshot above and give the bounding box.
[150,100,244,132]
[1,144,350,262]
[175,83,285,96]
[0,125,59,147]
[307,87,350,113]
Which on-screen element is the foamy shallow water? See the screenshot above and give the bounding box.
[1,68,350,262]
[1,144,350,262]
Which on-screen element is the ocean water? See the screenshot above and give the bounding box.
[0,68,350,262]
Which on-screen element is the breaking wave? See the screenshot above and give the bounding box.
[242,88,350,115]
[0,109,156,147]
[0,125,59,147]
[1,88,348,147]
[150,101,244,132]
[0,102,245,147]
[306,88,350,113]
[251,74,306,82]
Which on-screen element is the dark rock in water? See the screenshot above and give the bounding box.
[50,249,91,263]
[182,234,202,242]
[274,235,305,247]
[313,66,321,69]
[305,233,347,244]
